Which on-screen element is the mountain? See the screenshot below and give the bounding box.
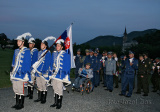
[127,29,158,41]
[81,29,158,47]
[81,35,122,47]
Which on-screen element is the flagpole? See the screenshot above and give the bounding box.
[66,22,74,30]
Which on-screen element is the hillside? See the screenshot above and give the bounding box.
[81,35,122,47]
[127,29,158,41]
[82,29,158,47]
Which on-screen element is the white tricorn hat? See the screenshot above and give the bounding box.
[42,36,56,43]
[28,37,35,44]
[56,39,64,45]
[42,36,56,47]
[15,32,32,41]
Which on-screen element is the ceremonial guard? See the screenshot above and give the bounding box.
[50,39,71,109]
[119,51,138,97]
[32,36,54,104]
[93,51,100,87]
[10,33,32,110]
[103,52,116,92]
[26,37,38,99]
[75,49,83,78]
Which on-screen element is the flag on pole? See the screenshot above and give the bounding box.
[55,23,76,68]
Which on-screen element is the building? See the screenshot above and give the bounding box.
[122,27,138,52]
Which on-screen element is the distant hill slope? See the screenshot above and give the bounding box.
[81,35,122,47]
[82,29,158,47]
[127,29,158,41]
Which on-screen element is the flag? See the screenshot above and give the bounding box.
[55,24,76,68]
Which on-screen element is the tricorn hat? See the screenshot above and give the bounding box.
[15,32,32,41]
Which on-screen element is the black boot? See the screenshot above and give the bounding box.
[56,95,63,109]
[29,87,34,99]
[50,94,58,107]
[15,95,24,110]
[26,86,31,97]
[41,91,47,104]
[11,94,19,108]
[34,91,42,102]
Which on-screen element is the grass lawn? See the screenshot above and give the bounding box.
[0,48,75,88]
[0,48,14,88]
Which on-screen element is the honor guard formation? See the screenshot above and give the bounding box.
[10,32,160,110]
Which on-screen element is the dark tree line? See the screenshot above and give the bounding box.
[73,43,123,57]
[130,30,160,59]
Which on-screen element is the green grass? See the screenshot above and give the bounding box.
[70,68,75,78]
[0,48,75,88]
[0,48,14,88]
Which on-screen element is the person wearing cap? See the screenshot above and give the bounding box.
[84,49,95,70]
[136,54,150,96]
[33,37,52,104]
[143,53,152,77]
[74,49,83,78]
[81,49,90,67]
[93,50,101,87]
[50,39,71,109]
[142,53,152,93]
[95,48,102,60]
[119,55,126,90]
[151,57,160,93]
[10,33,31,110]
[26,38,38,99]
[151,60,156,89]
[102,51,108,87]
[85,49,90,56]
[119,51,138,97]
[103,52,116,92]
[113,52,119,88]
[100,51,106,86]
